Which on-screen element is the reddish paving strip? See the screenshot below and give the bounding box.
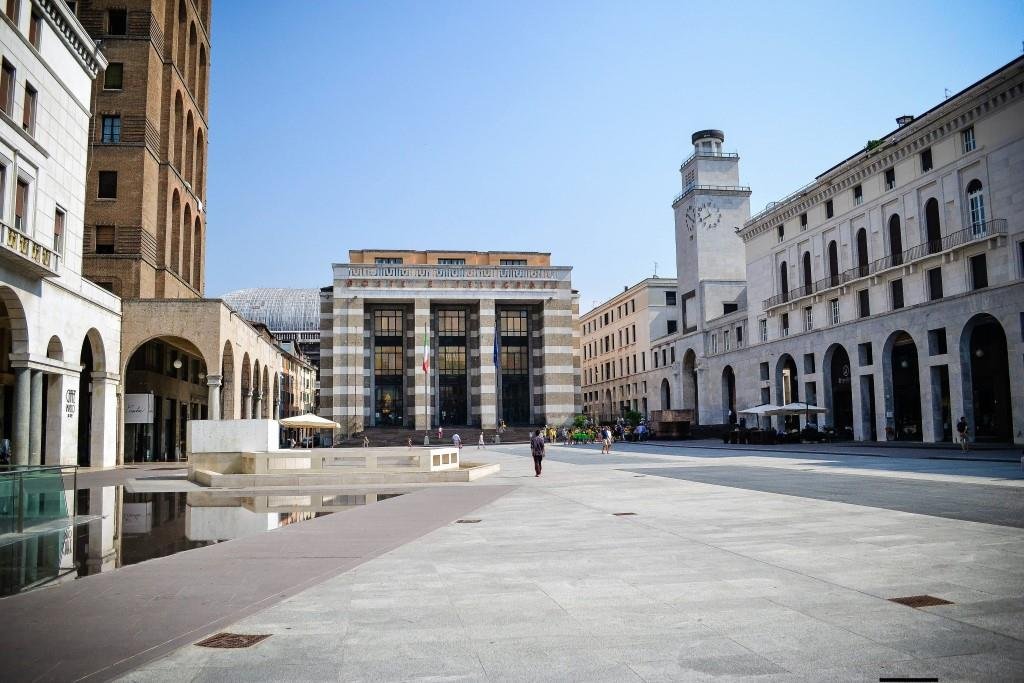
[0,485,514,683]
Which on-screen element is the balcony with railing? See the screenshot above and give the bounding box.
[0,221,60,278]
[680,150,739,169]
[672,183,752,207]
[762,218,1008,310]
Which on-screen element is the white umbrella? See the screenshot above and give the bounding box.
[767,402,826,416]
[279,413,339,448]
[737,404,782,429]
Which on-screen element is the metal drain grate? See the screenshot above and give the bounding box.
[612,512,637,516]
[456,519,481,524]
[195,633,271,648]
[888,595,953,608]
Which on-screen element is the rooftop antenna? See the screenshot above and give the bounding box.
[944,87,951,99]
[653,261,658,277]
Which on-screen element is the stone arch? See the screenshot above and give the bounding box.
[176,1,187,68]
[721,365,736,423]
[182,204,192,285]
[185,111,195,185]
[220,341,235,419]
[959,313,1012,442]
[823,343,853,436]
[261,366,270,418]
[882,330,921,441]
[192,216,202,291]
[46,335,64,361]
[0,286,29,356]
[660,378,671,411]
[169,189,181,273]
[187,22,197,91]
[775,353,799,430]
[195,128,205,199]
[198,45,207,111]
[83,327,107,373]
[682,349,698,422]
[173,91,184,171]
[240,352,251,418]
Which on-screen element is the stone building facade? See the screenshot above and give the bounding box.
[639,56,1024,444]
[0,0,120,467]
[321,250,580,435]
[579,277,677,421]
[76,0,210,299]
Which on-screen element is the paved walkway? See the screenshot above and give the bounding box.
[113,444,1023,682]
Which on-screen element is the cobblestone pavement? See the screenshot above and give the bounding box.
[119,443,1024,682]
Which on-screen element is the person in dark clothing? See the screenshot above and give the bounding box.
[530,429,545,477]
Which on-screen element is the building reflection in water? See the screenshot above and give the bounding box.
[2,487,404,595]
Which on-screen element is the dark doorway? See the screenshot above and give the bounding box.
[828,241,839,286]
[78,339,94,466]
[890,333,922,441]
[722,366,736,423]
[968,319,1012,441]
[856,228,869,276]
[777,354,799,431]
[660,379,671,410]
[499,308,531,425]
[374,384,403,426]
[779,262,789,301]
[802,252,812,295]
[439,382,467,426]
[827,345,853,437]
[888,215,903,266]
[925,198,941,253]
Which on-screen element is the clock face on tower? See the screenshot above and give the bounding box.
[695,200,721,231]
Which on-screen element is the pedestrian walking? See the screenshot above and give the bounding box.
[530,429,545,477]
[478,433,485,449]
[956,416,969,451]
[362,435,370,448]
[601,426,611,454]
[453,433,462,451]
[437,426,444,441]
[407,437,413,450]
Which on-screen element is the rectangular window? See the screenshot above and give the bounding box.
[98,171,118,198]
[710,335,718,354]
[641,352,646,371]
[759,362,769,381]
[723,302,738,314]
[961,126,975,153]
[758,318,767,342]
[499,258,527,266]
[1019,241,1024,279]
[723,330,730,351]
[662,349,667,366]
[853,185,863,205]
[857,289,870,318]
[665,291,676,306]
[804,353,816,374]
[970,253,988,290]
[858,342,873,366]
[800,213,807,231]
[780,313,789,337]
[653,352,659,369]
[14,178,28,232]
[29,11,42,48]
[825,199,834,219]
[437,258,465,265]
[1,59,15,115]
[803,306,813,331]
[829,298,840,325]
[107,8,127,34]
[667,320,677,335]
[921,148,933,173]
[890,279,904,310]
[4,0,19,23]
[53,208,65,256]
[884,167,895,191]
[777,225,784,243]
[374,257,403,264]
[103,63,124,90]
[101,115,121,142]
[927,267,943,300]
[21,83,36,134]
[95,225,115,254]
[928,328,947,356]
[736,326,743,346]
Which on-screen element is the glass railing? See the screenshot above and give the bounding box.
[0,465,77,534]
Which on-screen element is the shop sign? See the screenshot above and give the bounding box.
[125,393,154,424]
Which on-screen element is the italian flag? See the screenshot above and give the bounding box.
[422,327,430,373]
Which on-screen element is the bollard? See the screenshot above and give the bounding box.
[423,434,430,446]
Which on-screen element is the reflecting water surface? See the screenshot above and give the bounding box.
[1,482,406,596]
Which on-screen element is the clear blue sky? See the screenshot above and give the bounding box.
[205,0,1023,311]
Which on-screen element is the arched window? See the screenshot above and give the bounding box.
[888,214,903,266]
[195,129,205,199]
[828,240,839,286]
[856,228,869,276]
[802,252,812,295]
[966,179,986,234]
[779,261,789,301]
[192,217,202,291]
[185,112,195,185]
[182,204,192,284]
[198,45,208,111]
[176,1,186,68]
[173,93,183,171]
[187,22,197,91]
[169,190,181,273]
[925,198,941,253]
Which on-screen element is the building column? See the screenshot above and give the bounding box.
[917,361,936,443]
[332,297,365,436]
[91,374,119,468]
[273,398,280,420]
[12,365,31,465]
[413,298,432,432]
[29,370,43,465]
[253,393,262,420]
[478,299,497,430]
[206,374,222,420]
[541,299,575,426]
[45,370,81,465]
[241,389,251,419]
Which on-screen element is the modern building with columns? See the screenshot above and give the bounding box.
[634,55,1024,445]
[0,0,121,468]
[320,250,580,435]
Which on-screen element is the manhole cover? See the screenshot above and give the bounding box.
[613,512,637,516]
[456,519,481,524]
[888,595,953,608]
[196,633,271,648]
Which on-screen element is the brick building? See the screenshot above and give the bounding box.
[77,0,210,298]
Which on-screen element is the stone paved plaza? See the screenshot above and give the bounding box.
[107,442,1024,682]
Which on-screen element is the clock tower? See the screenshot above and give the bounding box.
[672,129,751,334]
